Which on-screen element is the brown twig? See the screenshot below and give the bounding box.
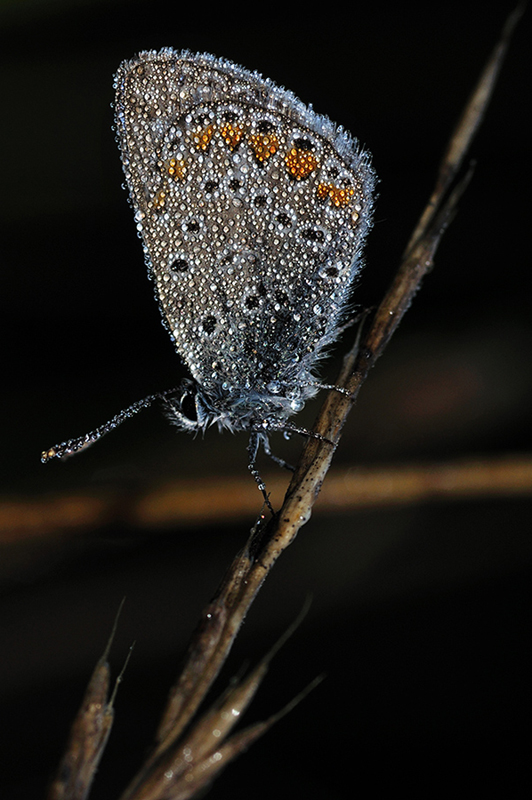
[4,454,532,540]
[47,601,131,800]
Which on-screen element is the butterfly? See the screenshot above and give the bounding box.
[42,50,376,507]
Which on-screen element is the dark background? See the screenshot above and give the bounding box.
[1,1,531,797]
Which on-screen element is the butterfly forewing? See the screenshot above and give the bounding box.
[114,50,375,398]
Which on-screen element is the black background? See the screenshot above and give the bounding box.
[1,1,531,797]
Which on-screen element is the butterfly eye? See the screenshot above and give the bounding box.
[179,388,197,422]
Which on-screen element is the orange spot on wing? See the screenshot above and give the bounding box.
[317,182,355,207]
[220,121,246,150]
[285,146,318,180]
[248,132,280,162]
[194,124,216,151]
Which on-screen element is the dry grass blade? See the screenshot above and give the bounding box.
[46,659,113,800]
[47,601,129,800]
[119,604,315,800]
[5,453,531,538]
[119,660,270,800]
[150,675,323,800]
[405,2,525,257]
[158,675,325,800]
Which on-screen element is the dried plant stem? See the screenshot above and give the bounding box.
[5,454,531,538]
[47,601,130,800]
[405,2,525,256]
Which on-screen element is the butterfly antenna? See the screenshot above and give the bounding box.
[41,391,174,463]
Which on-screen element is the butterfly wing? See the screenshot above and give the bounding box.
[114,50,375,398]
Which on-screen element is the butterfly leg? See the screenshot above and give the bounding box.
[310,382,352,397]
[261,436,295,472]
[304,309,371,399]
[247,432,275,514]
[280,421,336,448]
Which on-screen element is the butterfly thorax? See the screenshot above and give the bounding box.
[164,372,321,434]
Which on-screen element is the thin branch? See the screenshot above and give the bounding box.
[4,454,532,539]
[405,2,525,256]
[46,601,128,800]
